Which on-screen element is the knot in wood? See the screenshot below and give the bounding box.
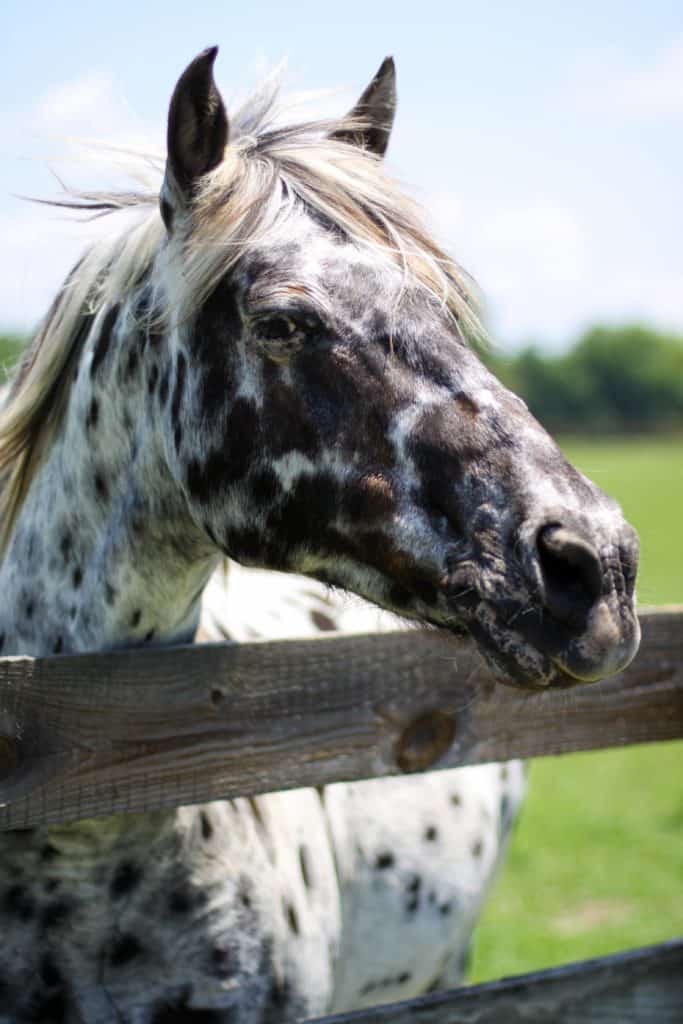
[396,710,456,773]
[0,736,18,780]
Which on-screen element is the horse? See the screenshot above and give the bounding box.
[0,47,640,1023]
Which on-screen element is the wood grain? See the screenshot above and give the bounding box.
[0,609,680,829]
[304,938,683,1023]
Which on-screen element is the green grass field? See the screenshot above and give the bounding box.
[562,437,683,606]
[470,436,683,984]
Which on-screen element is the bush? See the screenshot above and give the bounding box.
[0,334,25,376]
[485,325,683,434]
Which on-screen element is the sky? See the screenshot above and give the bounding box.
[1,0,681,351]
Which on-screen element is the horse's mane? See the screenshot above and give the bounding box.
[0,76,483,556]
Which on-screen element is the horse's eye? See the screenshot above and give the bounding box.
[255,315,300,342]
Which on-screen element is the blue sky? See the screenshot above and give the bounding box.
[1,0,681,350]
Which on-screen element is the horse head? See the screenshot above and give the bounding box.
[157,49,640,689]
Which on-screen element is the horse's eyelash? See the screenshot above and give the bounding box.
[249,305,327,333]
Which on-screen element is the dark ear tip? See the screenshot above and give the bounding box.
[170,47,221,101]
[202,45,219,64]
[184,46,220,77]
[379,56,396,78]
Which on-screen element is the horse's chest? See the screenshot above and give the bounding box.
[0,765,525,1022]
[0,794,340,1023]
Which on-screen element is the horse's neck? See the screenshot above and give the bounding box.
[0,297,218,658]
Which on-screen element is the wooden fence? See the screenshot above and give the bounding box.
[0,607,681,1020]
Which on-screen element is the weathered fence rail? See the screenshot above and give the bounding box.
[308,938,683,1023]
[0,607,681,1021]
[0,608,680,830]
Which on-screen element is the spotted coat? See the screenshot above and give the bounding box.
[0,557,525,1023]
[0,48,639,1023]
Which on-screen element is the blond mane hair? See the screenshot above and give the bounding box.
[0,80,482,557]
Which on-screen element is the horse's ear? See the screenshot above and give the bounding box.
[329,57,396,157]
[162,47,229,222]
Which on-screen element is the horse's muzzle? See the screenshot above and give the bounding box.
[523,517,641,683]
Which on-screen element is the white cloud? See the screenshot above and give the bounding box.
[479,202,586,288]
[0,71,161,331]
[425,193,591,344]
[425,190,683,349]
[612,40,683,117]
[425,190,464,236]
[28,71,162,165]
[36,72,118,124]
[572,38,683,118]
[0,204,124,330]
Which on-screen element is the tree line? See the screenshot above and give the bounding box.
[1,324,682,434]
[0,333,23,375]
[485,324,683,434]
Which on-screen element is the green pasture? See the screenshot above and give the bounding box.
[562,436,683,606]
[471,435,683,984]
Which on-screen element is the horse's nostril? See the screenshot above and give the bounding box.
[536,524,603,626]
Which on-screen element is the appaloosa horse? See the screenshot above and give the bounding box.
[0,48,639,1022]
